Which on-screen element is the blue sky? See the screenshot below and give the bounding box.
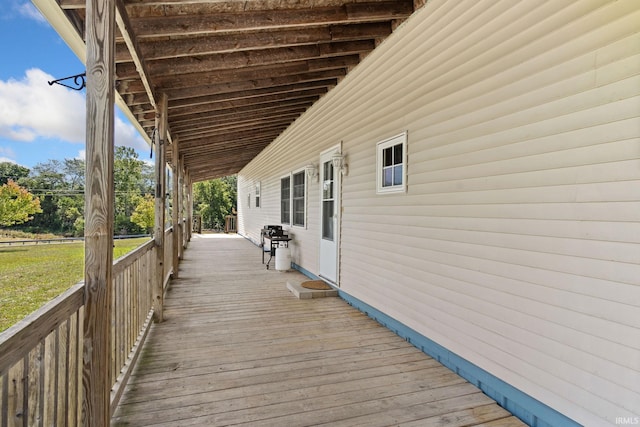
[0,0,149,169]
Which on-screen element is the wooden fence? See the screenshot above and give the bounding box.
[0,234,169,426]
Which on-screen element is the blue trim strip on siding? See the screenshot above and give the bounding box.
[291,263,320,281]
[291,264,580,427]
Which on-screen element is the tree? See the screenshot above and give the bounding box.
[130,195,154,234]
[19,160,66,231]
[0,162,30,185]
[193,177,236,229]
[62,158,85,189]
[115,146,146,234]
[0,180,43,226]
[139,161,155,196]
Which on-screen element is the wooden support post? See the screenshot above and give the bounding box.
[83,0,115,423]
[153,93,168,323]
[178,155,186,252]
[172,138,180,278]
[186,176,193,242]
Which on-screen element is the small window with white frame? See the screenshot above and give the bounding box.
[376,132,407,194]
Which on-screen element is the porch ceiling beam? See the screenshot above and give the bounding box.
[167,88,326,117]
[118,68,345,98]
[129,2,413,38]
[186,153,268,175]
[162,98,316,127]
[171,115,303,136]
[171,116,304,140]
[114,22,391,62]
[183,155,274,177]
[180,141,277,162]
[172,116,300,139]
[179,145,269,164]
[178,126,284,147]
[169,80,336,109]
[115,40,373,79]
[188,154,265,168]
[180,138,277,158]
[125,79,335,107]
[142,105,308,132]
[148,59,350,90]
[140,97,319,128]
[169,108,307,133]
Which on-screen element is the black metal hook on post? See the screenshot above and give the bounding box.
[48,72,86,91]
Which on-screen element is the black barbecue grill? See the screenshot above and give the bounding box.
[260,225,291,269]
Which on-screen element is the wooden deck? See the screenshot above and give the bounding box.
[112,234,525,427]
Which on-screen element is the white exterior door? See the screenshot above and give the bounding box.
[318,148,340,284]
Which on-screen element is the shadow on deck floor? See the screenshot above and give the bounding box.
[112,234,525,427]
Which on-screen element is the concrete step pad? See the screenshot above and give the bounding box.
[286,279,338,299]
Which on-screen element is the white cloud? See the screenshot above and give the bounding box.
[17,2,46,23]
[0,68,150,154]
[0,147,16,158]
[76,149,86,160]
[0,157,16,164]
[115,117,149,153]
[0,68,85,143]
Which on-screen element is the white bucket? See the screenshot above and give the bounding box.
[275,247,291,271]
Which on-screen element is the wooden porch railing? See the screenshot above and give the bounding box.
[225,215,237,233]
[0,237,166,425]
[0,283,84,426]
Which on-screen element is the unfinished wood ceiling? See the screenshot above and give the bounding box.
[59,0,417,181]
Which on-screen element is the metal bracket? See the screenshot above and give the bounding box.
[47,72,86,91]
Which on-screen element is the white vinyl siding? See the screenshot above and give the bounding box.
[237,1,640,425]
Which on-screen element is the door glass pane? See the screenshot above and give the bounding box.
[322,161,334,199]
[322,201,334,240]
[322,160,334,240]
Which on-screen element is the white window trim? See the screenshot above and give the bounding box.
[255,181,261,208]
[376,131,407,194]
[291,167,307,228]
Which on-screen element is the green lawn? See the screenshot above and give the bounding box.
[0,237,150,332]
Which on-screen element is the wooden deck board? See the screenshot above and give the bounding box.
[112,234,525,427]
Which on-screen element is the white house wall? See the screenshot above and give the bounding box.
[237,0,640,425]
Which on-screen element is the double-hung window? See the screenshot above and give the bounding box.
[376,132,407,194]
[280,170,306,227]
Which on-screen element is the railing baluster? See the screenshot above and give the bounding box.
[6,358,24,427]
